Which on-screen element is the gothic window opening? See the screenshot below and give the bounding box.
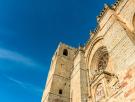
[59,89,63,95]
[63,49,68,56]
[98,53,109,71]
[95,83,105,102]
[90,46,109,75]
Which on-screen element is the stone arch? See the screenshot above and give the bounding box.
[86,36,103,62]
[86,36,103,69]
[90,46,109,75]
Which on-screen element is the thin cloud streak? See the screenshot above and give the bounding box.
[0,48,43,68]
[2,74,43,94]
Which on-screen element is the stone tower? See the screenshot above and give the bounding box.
[42,0,135,101]
[42,43,77,102]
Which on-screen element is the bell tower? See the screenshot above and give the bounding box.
[42,43,77,102]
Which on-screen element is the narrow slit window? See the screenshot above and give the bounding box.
[59,89,63,94]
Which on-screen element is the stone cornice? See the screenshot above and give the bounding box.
[97,4,110,23]
[111,0,123,10]
[85,0,125,49]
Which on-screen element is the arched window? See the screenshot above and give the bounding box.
[59,89,63,94]
[63,49,68,56]
[95,83,105,102]
[90,46,109,75]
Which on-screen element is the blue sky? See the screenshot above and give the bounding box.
[0,0,114,102]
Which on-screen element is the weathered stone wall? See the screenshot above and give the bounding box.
[42,0,135,102]
[70,49,88,102]
[85,0,135,101]
[70,51,82,102]
[42,43,77,102]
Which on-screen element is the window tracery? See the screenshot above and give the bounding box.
[90,46,109,76]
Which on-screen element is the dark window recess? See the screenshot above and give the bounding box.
[59,89,63,94]
[63,49,68,56]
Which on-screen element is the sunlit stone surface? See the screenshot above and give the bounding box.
[42,0,135,101]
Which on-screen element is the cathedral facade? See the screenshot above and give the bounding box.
[42,0,135,101]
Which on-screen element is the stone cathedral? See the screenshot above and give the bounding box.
[42,0,135,102]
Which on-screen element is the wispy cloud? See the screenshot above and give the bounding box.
[0,48,43,68]
[0,48,44,95]
[2,74,43,94]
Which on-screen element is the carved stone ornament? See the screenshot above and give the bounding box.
[89,71,119,102]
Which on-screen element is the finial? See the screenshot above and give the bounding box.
[90,31,95,39]
[104,3,108,9]
[89,30,92,38]
[79,43,84,51]
[96,16,100,22]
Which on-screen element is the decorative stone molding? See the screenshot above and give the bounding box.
[92,25,100,35]
[111,0,123,10]
[89,71,119,102]
[97,4,110,23]
[90,46,109,76]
